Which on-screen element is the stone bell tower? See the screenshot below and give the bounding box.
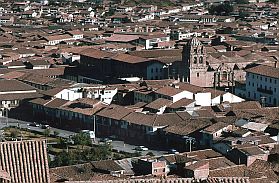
[182,37,208,86]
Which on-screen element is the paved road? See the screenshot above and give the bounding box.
[0,117,167,156]
[110,140,167,156]
[0,117,75,139]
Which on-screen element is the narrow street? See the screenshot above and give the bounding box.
[0,117,167,156]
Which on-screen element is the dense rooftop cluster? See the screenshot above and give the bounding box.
[0,0,278,183]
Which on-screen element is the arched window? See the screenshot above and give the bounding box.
[199,56,203,63]
[201,47,203,54]
[193,57,197,64]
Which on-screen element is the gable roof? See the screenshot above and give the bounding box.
[155,86,183,97]
[145,98,172,110]
[245,64,279,79]
[0,79,36,92]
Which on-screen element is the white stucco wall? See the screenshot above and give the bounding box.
[223,93,245,103]
[195,92,211,106]
[55,89,83,101]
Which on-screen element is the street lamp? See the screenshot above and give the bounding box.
[183,136,195,152]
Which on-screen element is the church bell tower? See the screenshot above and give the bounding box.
[182,37,207,85]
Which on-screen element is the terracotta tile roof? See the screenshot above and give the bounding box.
[192,109,216,118]
[154,113,184,126]
[204,157,235,170]
[60,98,106,116]
[139,33,168,40]
[245,64,279,78]
[29,98,49,106]
[0,92,42,101]
[68,30,83,36]
[45,98,68,109]
[122,112,157,127]
[111,53,149,64]
[175,111,192,120]
[0,140,50,183]
[155,86,183,97]
[44,34,73,41]
[126,102,147,109]
[80,48,115,59]
[105,34,139,42]
[129,49,182,58]
[164,119,212,136]
[145,98,172,110]
[0,71,25,79]
[0,79,37,92]
[187,149,222,160]
[21,67,66,77]
[41,87,65,97]
[206,177,250,183]
[174,82,203,93]
[19,73,54,85]
[209,165,246,177]
[141,79,177,89]
[91,160,124,172]
[50,163,117,182]
[168,98,195,109]
[185,161,209,170]
[96,105,134,120]
[202,122,229,134]
[238,146,266,156]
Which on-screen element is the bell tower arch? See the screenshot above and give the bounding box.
[182,37,208,85]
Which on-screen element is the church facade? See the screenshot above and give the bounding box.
[182,37,266,88]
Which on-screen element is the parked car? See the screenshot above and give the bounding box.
[41,124,50,129]
[100,138,112,144]
[29,122,40,127]
[135,146,149,151]
[168,149,179,154]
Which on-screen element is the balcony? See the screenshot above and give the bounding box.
[257,88,273,95]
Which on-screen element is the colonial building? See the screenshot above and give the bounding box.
[0,79,41,117]
[182,37,276,88]
[245,64,279,106]
[182,37,234,88]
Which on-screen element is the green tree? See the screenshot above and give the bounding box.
[43,129,51,137]
[269,0,279,4]
[209,3,234,16]
[235,0,249,4]
[10,129,19,139]
[146,152,154,156]
[51,150,73,167]
[72,132,91,149]
[53,131,60,137]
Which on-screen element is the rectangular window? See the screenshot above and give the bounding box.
[197,73,200,77]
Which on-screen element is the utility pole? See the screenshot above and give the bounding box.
[93,115,96,143]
